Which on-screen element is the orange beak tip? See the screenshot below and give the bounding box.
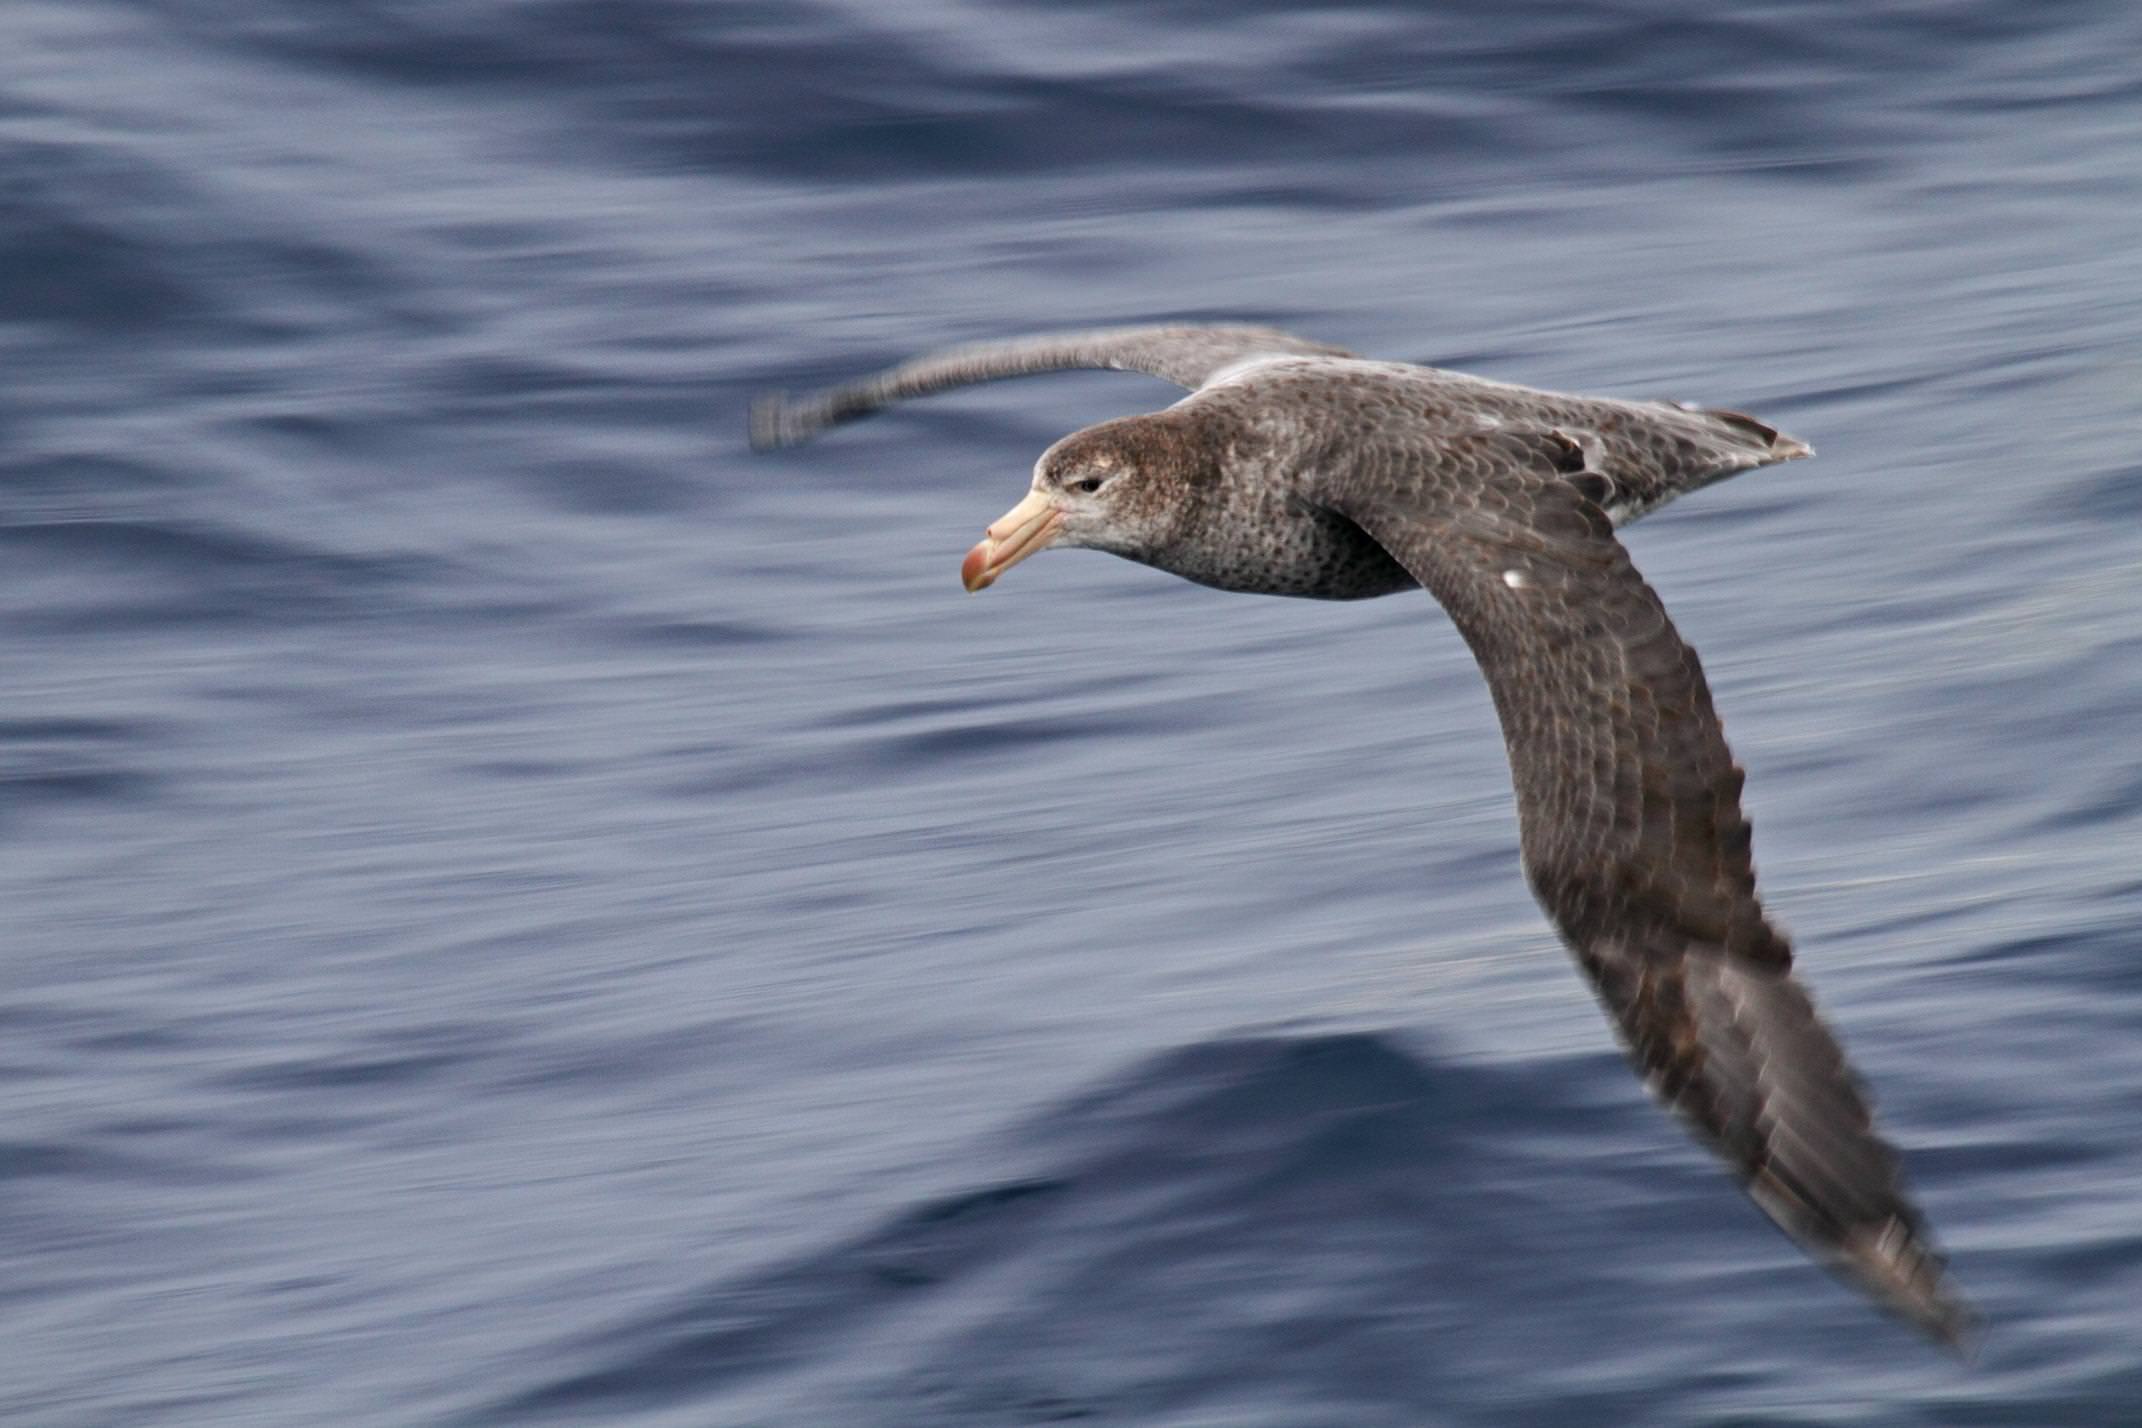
[959,490,1061,595]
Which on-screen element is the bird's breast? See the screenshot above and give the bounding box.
[1160,491,1417,601]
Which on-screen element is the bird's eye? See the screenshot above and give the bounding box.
[1074,476,1104,494]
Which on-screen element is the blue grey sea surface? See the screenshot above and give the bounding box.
[5,1,2141,1423]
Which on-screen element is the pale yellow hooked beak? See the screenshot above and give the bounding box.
[961,488,1064,592]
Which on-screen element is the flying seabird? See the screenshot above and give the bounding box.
[751,323,1973,1344]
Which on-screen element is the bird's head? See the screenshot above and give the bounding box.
[961,415,1209,592]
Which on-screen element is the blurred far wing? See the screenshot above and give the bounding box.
[749,324,1353,449]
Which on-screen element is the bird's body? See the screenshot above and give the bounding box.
[752,324,1971,1345]
[994,355,1799,600]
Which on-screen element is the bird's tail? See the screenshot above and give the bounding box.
[1693,404,1815,464]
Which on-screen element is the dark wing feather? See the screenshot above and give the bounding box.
[749,324,1353,449]
[1334,461,1972,1345]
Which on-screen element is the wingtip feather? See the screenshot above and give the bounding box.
[1835,1214,1979,1354]
[748,392,803,452]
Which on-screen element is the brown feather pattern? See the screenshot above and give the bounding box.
[752,323,1972,1346]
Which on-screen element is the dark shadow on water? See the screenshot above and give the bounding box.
[468,1031,1805,1426]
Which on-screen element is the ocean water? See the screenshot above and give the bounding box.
[6,1,2142,1422]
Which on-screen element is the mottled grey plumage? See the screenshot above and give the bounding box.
[753,324,1972,1344]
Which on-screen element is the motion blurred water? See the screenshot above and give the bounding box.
[5,1,2141,1423]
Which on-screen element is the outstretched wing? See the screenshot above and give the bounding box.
[749,324,1354,450]
[1331,452,1972,1344]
